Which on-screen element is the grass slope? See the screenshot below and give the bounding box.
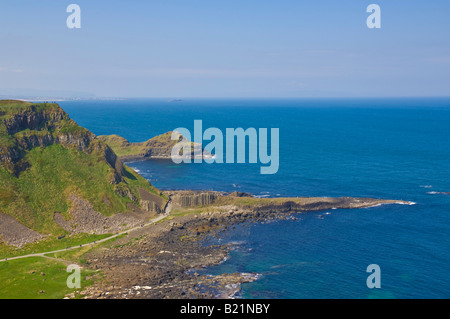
[99,131,199,158]
[0,100,165,245]
[0,257,95,299]
[98,134,146,157]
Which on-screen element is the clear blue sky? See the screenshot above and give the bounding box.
[1,0,450,98]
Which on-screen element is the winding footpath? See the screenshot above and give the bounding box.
[0,210,170,263]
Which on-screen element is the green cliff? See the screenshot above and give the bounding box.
[0,100,166,248]
[99,131,208,161]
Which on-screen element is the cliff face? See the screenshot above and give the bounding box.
[0,101,124,179]
[0,100,166,246]
[2,105,66,133]
[163,191,223,207]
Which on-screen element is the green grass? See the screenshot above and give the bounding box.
[45,233,127,261]
[214,195,304,207]
[0,100,62,149]
[0,100,64,120]
[170,208,205,217]
[0,233,111,260]
[99,131,198,158]
[0,257,96,299]
[0,232,128,299]
[97,135,145,157]
[0,100,35,118]
[0,145,125,233]
[122,164,162,197]
[0,143,163,235]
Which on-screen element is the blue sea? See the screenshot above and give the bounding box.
[60,98,450,299]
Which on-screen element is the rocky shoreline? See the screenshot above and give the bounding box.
[80,207,269,299]
[79,194,413,299]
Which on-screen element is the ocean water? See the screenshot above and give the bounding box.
[60,98,450,299]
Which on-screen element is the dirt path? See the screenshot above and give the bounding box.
[0,213,168,263]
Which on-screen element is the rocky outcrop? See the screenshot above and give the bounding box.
[228,191,252,197]
[0,213,45,248]
[54,194,148,235]
[163,190,414,215]
[138,188,166,214]
[0,102,125,181]
[163,190,223,207]
[2,106,67,135]
[141,131,204,159]
[99,131,212,161]
[139,200,162,214]
[221,196,414,214]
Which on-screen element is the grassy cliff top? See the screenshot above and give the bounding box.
[0,100,84,145]
[0,100,63,119]
[99,131,201,159]
[98,134,145,157]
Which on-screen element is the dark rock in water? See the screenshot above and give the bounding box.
[228,191,252,197]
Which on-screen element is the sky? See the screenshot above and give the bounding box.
[0,0,450,98]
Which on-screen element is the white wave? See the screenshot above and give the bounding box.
[240,272,262,282]
[427,191,449,195]
[254,194,270,198]
[228,240,246,246]
[395,201,417,205]
[218,255,230,264]
[363,203,383,209]
[365,201,416,208]
[420,185,433,188]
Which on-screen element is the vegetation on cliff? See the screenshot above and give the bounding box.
[99,131,204,160]
[0,100,166,243]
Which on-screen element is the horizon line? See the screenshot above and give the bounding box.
[2,96,450,102]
